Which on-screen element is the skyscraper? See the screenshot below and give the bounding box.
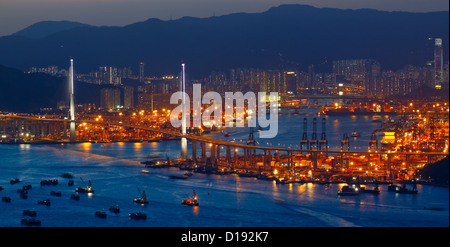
[434,38,443,89]
[123,86,134,109]
[100,88,121,110]
[139,62,145,83]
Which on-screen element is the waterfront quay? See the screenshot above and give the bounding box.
[1,98,448,185]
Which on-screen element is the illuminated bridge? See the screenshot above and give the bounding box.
[1,114,448,177]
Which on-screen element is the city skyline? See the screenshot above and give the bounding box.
[0,0,449,37]
[0,0,448,232]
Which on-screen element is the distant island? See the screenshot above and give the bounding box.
[419,156,450,186]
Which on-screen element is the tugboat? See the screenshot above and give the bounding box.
[70,194,80,201]
[2,196,11,203]
[338,185,360,196]
[50,191,62,197]
[129,212,147,220]
[94,211,107,219]
[360,182,380,194]
[40,179,58,186]
[351,128,360,137]
[246,139,255,145]
[388,183,400,192]
[395,181,418,194]
[182,190,199,206]
[75,179,94,194]
[21,218,41,226]
[37,199,51,206]
[133,188,149,205]
[109,206,120,214]
[10,178,21,184]
[23,210,37,217]
[169,171,194,179]
[61,173,74,179]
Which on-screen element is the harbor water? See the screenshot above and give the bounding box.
[0,113,448,227]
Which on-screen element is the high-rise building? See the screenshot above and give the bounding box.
[139,62,145,83]
[123,86,134,109]
[434,38,444,89]
[100,88,121,110]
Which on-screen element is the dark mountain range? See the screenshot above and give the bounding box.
[0,4,448,77]
[0,64,101,113]
[11,20,91,39]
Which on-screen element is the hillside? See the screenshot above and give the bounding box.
[0,65,101,113]
[0,4,448,77]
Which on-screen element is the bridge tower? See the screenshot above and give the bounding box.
[341,132,350,151]
[309,118,318,150]
[300,118,309,151]
[180,63,188,159]
[69,59,76,143]
[319,118,328,151]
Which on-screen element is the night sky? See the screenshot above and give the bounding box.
[0,0,448,36]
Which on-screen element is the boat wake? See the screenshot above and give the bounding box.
[275,199,360,227]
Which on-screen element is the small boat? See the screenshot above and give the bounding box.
[133,188,149,205]
[360,185,380,194]
[224,132,231,137]
[22,185,32,190]
[17,188,28,194]
[145,155,161,159]
[50,191,62,197]
[140,169,150,174]
[2,196,11,203]
[169,172,193,179]
[360,180,380,194]
[37,199,51,206]
[21,218,41,226]
[10,178,21,184]
[61,173,74,179]
[20,193,28,200]
[182,190,199,206]
[246,139,255,145]
[109,206,120,214]
[94,211,107,219]
[338,185,359,196]
[75,179,94,193]
[351,128,360,137]
[129,212,147,220]
[40,179,58,186]
[70,194,80,201]
[275,177,292,184]
[395,182,418,194]
[388,183,400,192]
[23,210,37,217]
